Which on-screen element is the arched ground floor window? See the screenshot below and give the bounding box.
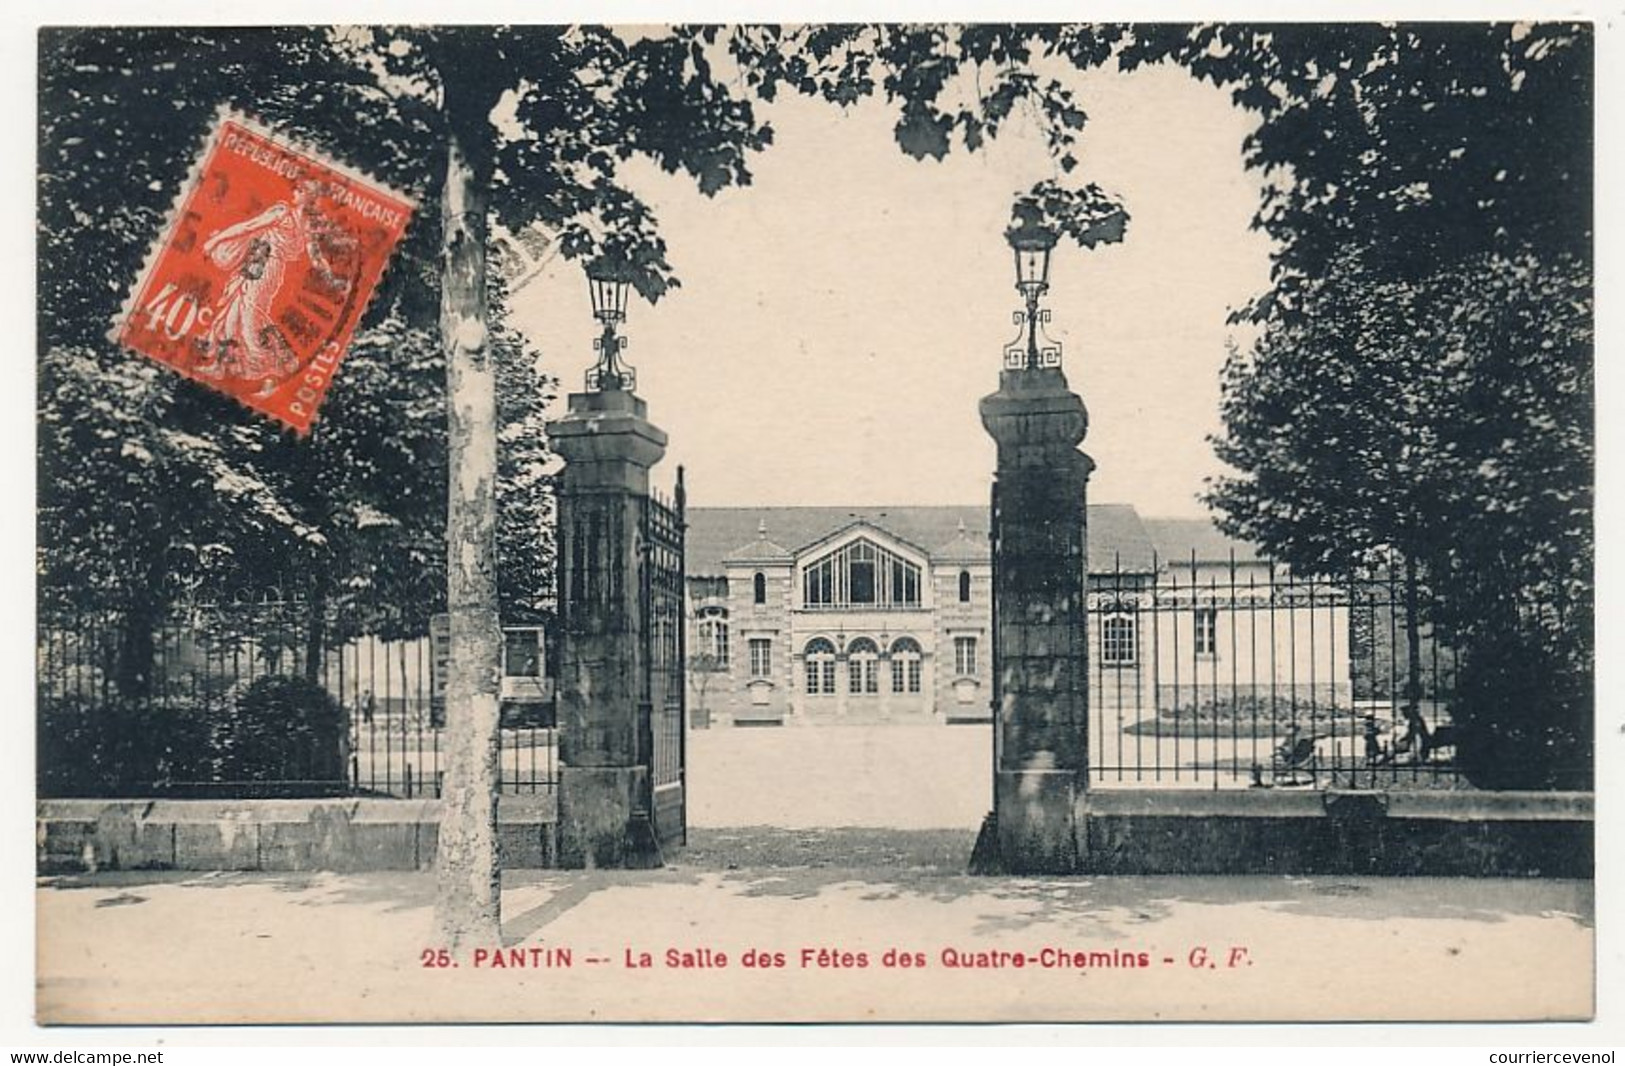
[803,637,836,695]
[846,637,879,695]
[890,636,922,693]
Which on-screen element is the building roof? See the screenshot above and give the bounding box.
[1142,517,1263,566]
[790,518,935,563]
[932,519,990,563]
[684,503,1228,577]
[689,507,980,576]
[721,519,793,564]
[1087,504,1156,574]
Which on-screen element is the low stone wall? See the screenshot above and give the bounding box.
[40,789,1593,878]
[37,795,557,874]
[1081,789,1592,877]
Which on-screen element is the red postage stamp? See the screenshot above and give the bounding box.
[111,110,415,435]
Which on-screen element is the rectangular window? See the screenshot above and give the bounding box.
[1194,608,1218,657]
[907,658,921,693]
[1101,615,1138,666]
[503,629,542,678]
[848,658,877,694]
[749,638,772,678]
[821,659,836,694]
[892,560,918,604]
[804,557,834,606]
[804,658,821,694]
[849,559,875,604]
[698,617,730,668]
[954,636,977,676]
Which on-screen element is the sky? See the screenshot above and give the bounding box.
[514,59,1275,518]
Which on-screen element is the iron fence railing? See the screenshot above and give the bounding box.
[41,550,1471,797]
[36,601,556,799]
[1085,552,1464,790]
[640,472,688,845]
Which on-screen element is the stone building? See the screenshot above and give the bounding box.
[684,505,1350,728]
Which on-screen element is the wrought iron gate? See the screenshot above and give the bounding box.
[639,468,687,847]
[988,477,1003,818]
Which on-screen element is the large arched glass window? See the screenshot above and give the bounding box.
[890,637,922,694]
[696,606,729,667]
[802,538,922,609]
[753,572,767,605]
[846,637,879,695]
[804,637,836,695]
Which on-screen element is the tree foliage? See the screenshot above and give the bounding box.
[728,24,1132,248]
[38,24,1145,646]
[37,28,552,644]
[1122,22,1592,308]
[1182,23,1594,787]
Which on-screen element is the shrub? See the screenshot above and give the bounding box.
[202,674,349,788]
[37,684,334,797]
[1452,629,1592,790]
[38,693,156,797]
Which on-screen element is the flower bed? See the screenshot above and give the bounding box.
[1121,694,1392,739]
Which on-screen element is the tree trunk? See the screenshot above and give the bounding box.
[1401,553,1426,737]
[114,553,170,707]
[113,591,160,792]
[115,599,158,708]
[433,128,503,952]
[303,580,326,687]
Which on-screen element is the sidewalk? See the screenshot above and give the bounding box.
[37,825,1594,1026]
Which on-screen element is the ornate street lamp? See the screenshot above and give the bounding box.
[1003,216,1062,371]
[585,259,636,392]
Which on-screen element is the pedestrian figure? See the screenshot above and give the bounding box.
[1363,713,1385,766]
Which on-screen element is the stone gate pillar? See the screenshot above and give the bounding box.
[979,365,1094,873]
[547,387,667,868]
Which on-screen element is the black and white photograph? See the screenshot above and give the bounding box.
[21,10,1612,1037]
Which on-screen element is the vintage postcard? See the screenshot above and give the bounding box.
[33,20,1600,1028]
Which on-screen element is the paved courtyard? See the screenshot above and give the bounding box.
[682,720,1414,831]
[687,722,992,829]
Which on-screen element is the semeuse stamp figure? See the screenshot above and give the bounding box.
[112,110,414,433]
[198,186,334,385]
